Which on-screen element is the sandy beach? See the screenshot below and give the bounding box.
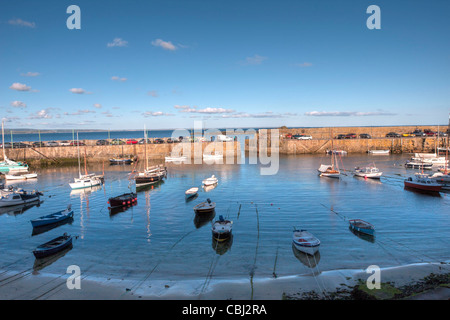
[1,262,448,300]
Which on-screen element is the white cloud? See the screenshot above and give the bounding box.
[174,105,235,114]
[93,103,102,109]
[64,109,96,116]
[28,109,53,119]
[8,18,36,28]
[305,110,397,117]
[69,88,85,94]
[20,71,40,77]
[295,62,313,67]
[111,76,127,82]
[151,39,177,51]
[9,82,31,91]
[142,111,175,117]
[107,38,128,47]
[147,90,159,97]
[10,101,27,108]
[242,54,268,65]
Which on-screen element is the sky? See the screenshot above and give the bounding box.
[1,0,449,130]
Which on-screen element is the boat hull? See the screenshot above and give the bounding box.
[404,181,442,192]
[292,241,320,256]
[31,210,74,228]
[108,193,137,208]
[33,235,73,259]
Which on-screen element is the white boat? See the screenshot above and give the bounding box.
[203,152,223,160]
[165,155,188,162]
[202,175,218,186]
[354,166,382,179]
[0,190,42,208]
[405,161,433,170]
[368,150,390,155]
[185,187,199,199]
[429,172,450,184]
[0,121,29,173]
[411,157,448,166]
[326,149,347,155]
[292,229,320,256]
[5,172,38,180]
[212,215,233,241]
[193,198,216,214]
[319,135,341,178]
[404,173,442,192]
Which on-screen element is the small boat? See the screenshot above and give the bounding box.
[135,165,166,187]
[326,149,347,155]
[108,192,137,208]
[211,215,233,241]
[404,174,442,192]
[203,152,223,160]
[348,219,375,236]
[0,190,42,208]
[165,156,188,162]
[109,158,133,165]
[405,161,433,170]
[292,229,320,256]
[185,187,199,199]
[0,156,29,173]
[202,175,218,186]
[368,150,390,155]
[33,233,73,259]
[429,172,450,184]
[410,156,448,166]
[317,164,340,178]
[69,176,102,189]
[5,172,38,180]
[193,198,216,214]
[31,205,74,228]
[354,166,382,179]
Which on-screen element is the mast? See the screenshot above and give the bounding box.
[77,131,81,178]
[1,120,5,161]
[144,125,148,170]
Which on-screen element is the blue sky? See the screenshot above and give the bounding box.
[1,0,449,130]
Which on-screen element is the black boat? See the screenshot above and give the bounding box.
[134,165,167,187]
[33,233,73,259]
[108,192,137,208]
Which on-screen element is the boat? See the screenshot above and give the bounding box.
[348,219,375,236]
[404,173,442,192]
[0,121,29,173]
[410,156,448,166]
[405,161,433,170]
[165,155,188,162]
[429,172,450,184]
[0,190,42,208]
[325,149,347,155]
[4,172,38,180]
[109,158,133,165]
[354,166,382,179]
[30,205,74,228]
[69,132,102,189]
[292,229,320,256]
[108,192,137,208]
[203,152,223,160]
[211,215,233,241]
[202,175,218,186]
[317,164,340,178]
[368,150,390,155]
[185,187,199,199]
[438,147,450,156]
[32,233,73,259]
[193,198,216,214]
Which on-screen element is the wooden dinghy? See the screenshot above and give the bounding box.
[292,229,321,256]
[212,215,233,241]
[185,187,199,199]
[193,198,216,214]
[31,205,73,228]
[108,192,137,208]
[348,219,375,236]
[33,233,73,259]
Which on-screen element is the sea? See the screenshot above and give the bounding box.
[0,153,449,296]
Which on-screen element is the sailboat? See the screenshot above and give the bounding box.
[0,120,29,173]
[69,132,102,190]
[318,132,340,178]
[133,126,167,187]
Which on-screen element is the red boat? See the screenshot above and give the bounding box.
[107,192,137,208]
[404,174,442,192]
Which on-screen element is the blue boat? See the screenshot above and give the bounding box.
[33,233,73,259]
[349,219,375,236]
[30,205,74,228]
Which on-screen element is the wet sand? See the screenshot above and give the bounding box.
[1,262,448,300]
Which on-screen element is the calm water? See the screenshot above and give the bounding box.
[0,154,449,284]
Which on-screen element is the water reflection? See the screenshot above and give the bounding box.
[348,226,376,243]
[292,243,321,268]
[212,235,233,255]
[32,245,73,273]
[194,211,215,229]
[32,217,74,236]
[109,202,138,217]
[0,200,42,216]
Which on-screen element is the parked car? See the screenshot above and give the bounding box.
[46,141,59,147]
[69,141,86,146]
[436,131,448,137]
[166,138,175,143]
[424,129,436,136]
[293,134,312,140]
[126,139,138,145]
[96,139,109,145]
[411,130,426,137]
[153,138,165,144]
[345,133,357,139]
[32,141,46,147]
[285,134,293,139]
[359,133,371,139]
[138,138,152,144]
[110,139,125,145]
[402,133,412,137]
[11,142,30,148]
[386,132,401,138]
[335,134,346,139]
[59,140,71,146]
[0,142,12,148]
